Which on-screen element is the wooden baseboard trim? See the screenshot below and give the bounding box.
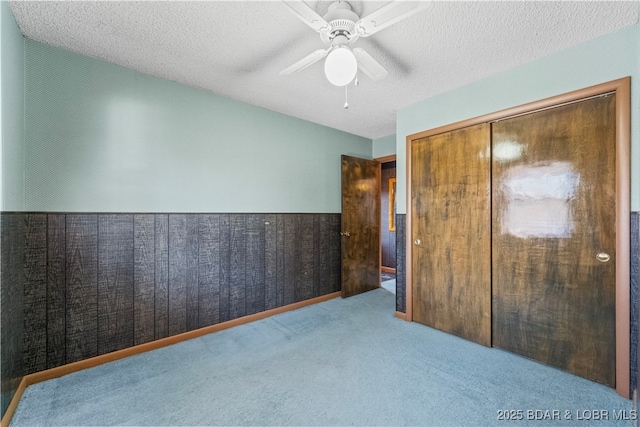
[381,267,396,274]
[1,291,341,426]
[1,377,27,427]
[29,291,340,384]
[395,311,407,321]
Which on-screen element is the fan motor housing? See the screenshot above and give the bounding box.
[321,1,359,45]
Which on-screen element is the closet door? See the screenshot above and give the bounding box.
[412,123,491,346]
[492,95,616,386]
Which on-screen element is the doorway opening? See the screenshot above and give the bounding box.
[377,155,397,295]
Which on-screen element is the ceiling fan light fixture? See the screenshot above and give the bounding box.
[324,46,357,86]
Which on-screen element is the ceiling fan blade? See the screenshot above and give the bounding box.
[353,48,388,81]
[280,48,331,76]
[282,1,330,33]
[356,1,426,37]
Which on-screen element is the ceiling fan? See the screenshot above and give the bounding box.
[280,0,426,87]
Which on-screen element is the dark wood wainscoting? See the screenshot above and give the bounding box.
[395,214,406,313]
[1,214,25,418]
[3,210,638,398]
[4,212,341,376]
[631,211,639,395]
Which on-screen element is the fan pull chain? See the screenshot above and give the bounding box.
[344,85,349,109]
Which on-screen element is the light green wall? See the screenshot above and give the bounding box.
[1,1,24,211]
[24,40,371,213]
[397,23,640,214]
[373,134,396,159]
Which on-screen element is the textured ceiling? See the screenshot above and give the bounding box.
[8,1,639,139]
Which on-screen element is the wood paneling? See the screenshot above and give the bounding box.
[341,155,381,298]
[97,215,134,355]
[283,214,298,306]
[328,214,342,294]
[218,214,231,323]
[12,212,341,379]
[1,213,25,417]
[229,214,246,320]
[186,215,199,332]
[198,214,220,328]
[411,123,492,346]
[631,212,639,396]
[315,214,341,296]
[264,214,278,311]
[492,95,616,386]
[154,214,169,340]
[396,214,406,313]
[276,214,286,307]
[297,214,315,302]
[23,214,47,374]
[133,215,155,345]
[9,208,636,397]
[168,215,187,336]
[65,214,98,363]
[46,214,66,368]
[246,214,265,315]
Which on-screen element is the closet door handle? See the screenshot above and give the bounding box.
[596,252,610,263]
[414,238,422,246]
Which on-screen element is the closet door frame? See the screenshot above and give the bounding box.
[405,77,631,398]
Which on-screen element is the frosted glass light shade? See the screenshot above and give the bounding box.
[324,47,357,87]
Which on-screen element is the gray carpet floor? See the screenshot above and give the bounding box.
[382,279,396,294]
[12,289,632,426]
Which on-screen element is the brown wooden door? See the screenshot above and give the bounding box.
[411,123,492,346]
[341,155,380,298]
[492,95,616,386]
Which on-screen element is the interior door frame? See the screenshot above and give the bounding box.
[375,154,397,279]
[404,77,631,398]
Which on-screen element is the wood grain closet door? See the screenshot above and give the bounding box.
[341,155,381,298]
[492,95,616,386]
[411,123,491,346]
